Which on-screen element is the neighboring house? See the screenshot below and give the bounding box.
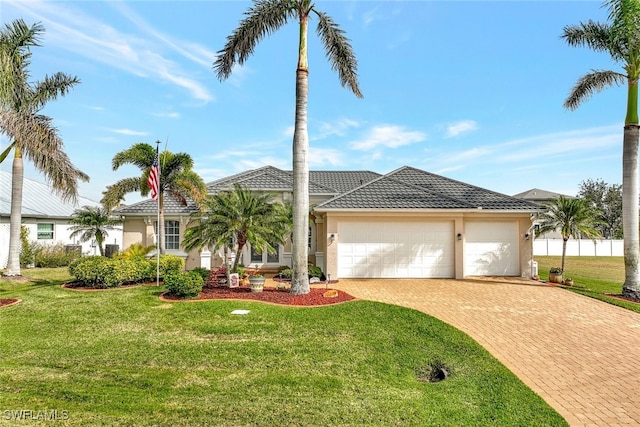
[0,170,124,268]
[513,188,574,239]
[116,165,541,279]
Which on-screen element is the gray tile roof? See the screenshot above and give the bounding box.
[206,166,381,196]
[315,166,541,211]
[113,193,198,216]
[0,170,99,218]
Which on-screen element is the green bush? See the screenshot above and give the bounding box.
[159,254,185,277]
[308,264,323,278]
[70,256,156,288]
[19,226,35,268]
[164,271,204,298]
[277,267,292,279]
[34,243,81,268]
[190,267,210,282]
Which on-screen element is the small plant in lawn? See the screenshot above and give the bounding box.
[164,270,204,298]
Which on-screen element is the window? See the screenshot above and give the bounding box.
[37,223,54,240]
[165,221,180,250]
[250,243,280,265]
[154,220,180,250]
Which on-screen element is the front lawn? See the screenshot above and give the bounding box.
[0,268,566,426]
[535,256,640,313]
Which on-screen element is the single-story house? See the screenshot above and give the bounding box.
[115,165,541,279]
[0,170,123,268]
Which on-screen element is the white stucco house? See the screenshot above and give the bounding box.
[0,170,123,268]
[114,165,541,279]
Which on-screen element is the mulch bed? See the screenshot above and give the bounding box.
[161,285,355,307]
[0,298,21,308]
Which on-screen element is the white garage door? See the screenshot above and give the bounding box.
[338,221,454,278]
[464,222,519,276]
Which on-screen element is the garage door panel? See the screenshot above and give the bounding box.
[338,221,454,278]
[464,222,519,276]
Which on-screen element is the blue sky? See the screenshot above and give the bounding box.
[0,0,626,204]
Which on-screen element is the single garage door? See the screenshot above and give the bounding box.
[464,222,519,276]
[338,221,454,278]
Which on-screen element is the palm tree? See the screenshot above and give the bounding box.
[535,196,603,275]
[214,0,362,294]
[101,142,206,254]
[0,19,88,277]
[562,0,640,298]
[183,184,292,274]
[67,205,122,256]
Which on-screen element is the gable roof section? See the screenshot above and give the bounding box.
[315,166,541,211]
[206,166,380,195]
[0,170,99,218]
[113,193,197,216]
[513,188,573,203]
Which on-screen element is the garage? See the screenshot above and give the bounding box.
[337,221,455,278]
[464,222,519,276]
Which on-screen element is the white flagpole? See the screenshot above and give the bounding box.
[156,141,161,286]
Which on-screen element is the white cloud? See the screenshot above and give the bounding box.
[313,118,360,141]
[5,0,214,103]
[152,112,181,119]
[445,120,478,138]
[110,128,149,136]
[350,125,426,151]
[309,147,345,167]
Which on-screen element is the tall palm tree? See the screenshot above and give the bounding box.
[101,142,206,254]
[183,184,292,274]
[67,205,122,256]
[214,0,362,294]
[535,196,603,275]
[0,19,88,277]
[562,0,640,298]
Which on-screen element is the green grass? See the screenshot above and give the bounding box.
[535,256,640,313]
[0,268,566,426]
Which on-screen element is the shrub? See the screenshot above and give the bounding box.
[117,243,156,260]
[308,264,323,278]
[70,256,155,288]
[164,271,204,298]
[19,226,35,268]
[159,254,184,277]
[190,267,210,282]
[69,257,111,287]
[277,267,292,279]
[34,243,81,267]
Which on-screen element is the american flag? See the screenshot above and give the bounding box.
[148,149,159,201]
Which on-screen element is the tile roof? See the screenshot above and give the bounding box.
[206,166,380,195]
[0,170,100,218]
[315,166,541,211]
[113,193,198,215]
[512,188,573,203]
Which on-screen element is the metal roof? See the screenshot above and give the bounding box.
[0,170,100,218]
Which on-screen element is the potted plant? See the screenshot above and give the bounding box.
[248,273,266,293]
[549,268,563,284]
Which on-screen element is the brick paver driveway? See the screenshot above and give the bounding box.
[333,277,640,426]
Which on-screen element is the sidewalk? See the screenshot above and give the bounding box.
[333,277,640,426]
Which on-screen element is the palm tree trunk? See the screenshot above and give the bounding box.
[561,237,568,275]
[5,149,24,276]
[290,14,310,295]
[622,123,640,298]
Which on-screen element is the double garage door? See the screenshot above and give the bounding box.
[337,221,519,278]
[338,221,455,278]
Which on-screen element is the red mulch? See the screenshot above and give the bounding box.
[0,298,20,308]
[604,293,640,304]
[161,285,355,307]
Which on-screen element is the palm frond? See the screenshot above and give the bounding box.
[314,10,363,98]
[101,177,143,209]
[0,141,14,163]
[563,69,626,110]
[0,110,88,202]
[32,72,80,111]
[561,20,615,53]
[111,142,156,170]
[213,0,294,80]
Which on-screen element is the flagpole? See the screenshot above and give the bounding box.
[155,141,161,287]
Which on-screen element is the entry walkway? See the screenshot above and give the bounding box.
[333,277,640,426]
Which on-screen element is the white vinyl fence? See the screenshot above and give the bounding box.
[533,239,623,257]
